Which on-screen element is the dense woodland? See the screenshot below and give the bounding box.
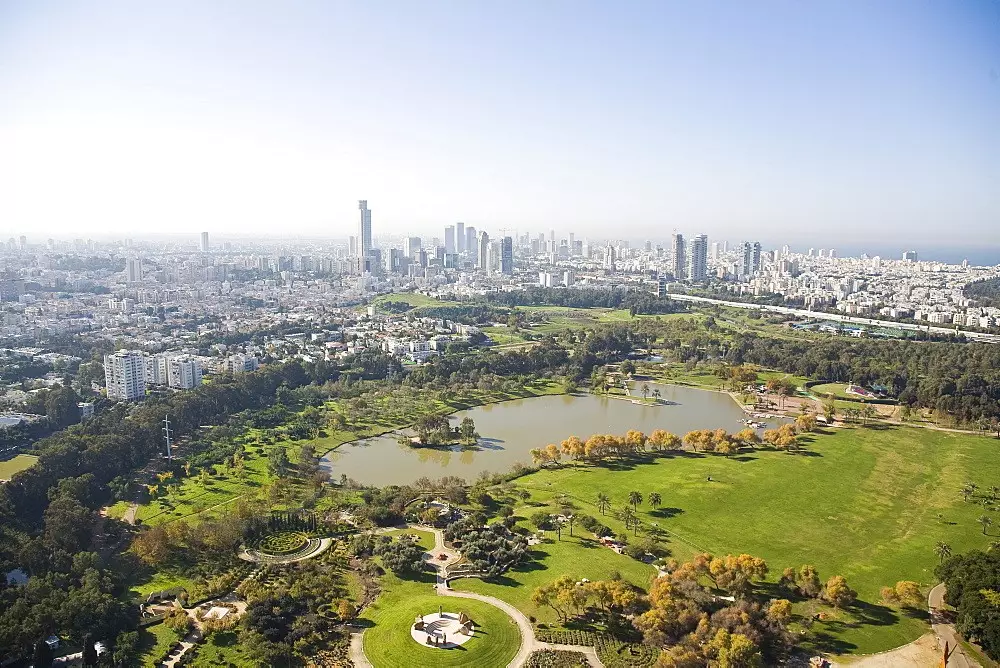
[938,549,1000,660]
[965,277,1000,309]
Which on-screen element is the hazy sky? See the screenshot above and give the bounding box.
[1,0,998,246]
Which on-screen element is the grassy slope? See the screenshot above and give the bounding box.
[504,426,1000,655]
[138,623,179,668]
[0,454,38,479]
[452,533,655,625]
[362,571,521,668]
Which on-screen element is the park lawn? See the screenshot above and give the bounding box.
[189,630,257,667]
[362,571,521,668]
[508,425,1000,655]
[452,533,656,626]
[0,454,38,480]
[138,623,179,668]
[131,569,201,597]
[386,528,436,551]
[372,291,449,310]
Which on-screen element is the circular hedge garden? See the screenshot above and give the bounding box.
[256,531,309,556]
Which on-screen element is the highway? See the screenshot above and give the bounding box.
[668,293,1000,344]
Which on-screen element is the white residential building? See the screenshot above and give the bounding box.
[104,350,146,401]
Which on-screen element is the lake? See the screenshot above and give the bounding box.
[320,384,774,487]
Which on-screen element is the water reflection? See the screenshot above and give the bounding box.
[320,385,779,487]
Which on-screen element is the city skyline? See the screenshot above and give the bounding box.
[1,1,997,243]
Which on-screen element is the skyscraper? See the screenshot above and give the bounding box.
[404,237,421,258]
[671,233,686,279]
[104,351,146,401]
[741,241,762,277]
[501,237,514,274]
[200,231,209,252]
[478,231,490,271]
[465,226,476,256]
[358,200,372,257]
[689,234,708,281]
[125,258,143,283]
[444,226,456,254]
[456,222,466,254]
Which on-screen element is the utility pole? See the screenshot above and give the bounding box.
[162,415,173,462]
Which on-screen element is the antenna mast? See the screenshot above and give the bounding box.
[163,415,173,462]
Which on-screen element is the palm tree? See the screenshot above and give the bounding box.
[648,492,662,511]
[935,541,952,563]
[567,514,576,537]
[641,384,650,401]
[628,491,643,510]
[980,515,993,535]
[652,388,661,402]
[621,506,637,534]
[962,482,978,502]
[648,524,667,545]
[990,485,999,502]
[596,492,611,515]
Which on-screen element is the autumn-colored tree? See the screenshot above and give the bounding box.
[625,430,648,452]
[545,443,561,464]
[797,565,822,598]
[795,413,818,433]
[561,436,585,459]
[706,629,764,668]
[767,599,792,625]
[585,434,607,460]
[131,525,170,565]
[735,428,761,447]
[708,554,769,598]
[823,575,857,608]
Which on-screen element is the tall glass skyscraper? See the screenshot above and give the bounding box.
[358,200,372,257]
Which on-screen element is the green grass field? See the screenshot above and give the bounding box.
[0,454,38,480]
[138,623,179,668]
[362,571,521,668]
[452,533,655,625]
[372,292,450,310]
[503,425,1000,655]
[386,528,436,551]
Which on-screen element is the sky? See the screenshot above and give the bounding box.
[0,0,998,248]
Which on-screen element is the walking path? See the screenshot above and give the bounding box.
[349,523,603,668]
[929,583,980,668]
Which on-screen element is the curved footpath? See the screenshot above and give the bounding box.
[929,583,979,668]
[350,524,602,668]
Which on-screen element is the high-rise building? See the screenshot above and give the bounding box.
[710,241,720,260]
[465,227,476,256]
[104,351,146,401]
[671,233,686,279]
[902,250,918,261]
[349,236,358,257]
[167,356,203,389]
[444,226,456,254]
[478,231,490,271]
[125,258,143,283]
[741,241,762,277]
[689,234,708,281]
[358,200,372,257]
[456,222,466,254]
[404,237,421,258]
[500,236,514,275]
[568,233,575,255]
[200,232,210,252]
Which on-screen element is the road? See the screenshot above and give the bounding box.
[667,293,1000,344]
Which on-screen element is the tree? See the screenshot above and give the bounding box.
[822,397,837,423]
[824,575,857,608]
[797,565,822,598]
[81,633,98,667]
[963,482,979,502]
[767,599,792,625]
[628,491,643,510]
[935,542,953,563]
[981,515,994,535]
[459,416,478,445]
[597,492,611,515]
[266,447,290,477]
[795,413,817,433]
[32,639,54,668]
[648,492,662,511]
